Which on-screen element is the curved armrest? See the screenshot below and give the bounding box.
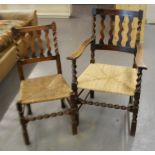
[135,43,147,70]
[67,36,94,60]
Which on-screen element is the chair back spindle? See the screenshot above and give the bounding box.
[108,15,115,45]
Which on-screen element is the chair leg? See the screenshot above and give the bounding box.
[70,95,78,135]
[129,96,133,104]
[71,105,78,135]
[74,97,79,126]
[130,113,138,136]
[71,59,79,134]
[71,113,78,135]
[75,112,79,126]
[16,103,30,145]
[130,104,139,136]
[130,68,143,136]
[27,105,32,115]
[90,90,94,99]
[130,93,140,136]
[61,99,66,109]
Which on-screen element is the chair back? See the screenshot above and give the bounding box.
[12,22,62,80]
[91,8,143,54]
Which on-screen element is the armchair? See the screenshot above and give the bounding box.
[67,8,147,136]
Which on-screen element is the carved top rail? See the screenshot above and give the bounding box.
[93,8,143,18]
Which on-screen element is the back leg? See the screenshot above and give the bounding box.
[90,90,94,99]
[27,105,32,115]
[61,99,66,109]
[129,96,133,105]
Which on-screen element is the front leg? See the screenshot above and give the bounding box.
[17,103,30,145]
[130,68,142,136]
[72,60,79,125]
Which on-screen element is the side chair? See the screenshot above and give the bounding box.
[67,8,147,136]
[11,22,77,145]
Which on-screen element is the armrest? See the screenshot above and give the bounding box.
[135,43,147,70]
[0,10,38,25]
[67,36,94,60]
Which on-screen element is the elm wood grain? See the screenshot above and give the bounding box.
[16,103,30,145]
[92,15,96,37]
[90,15,97,98]
[29,32,36,57]
[68,8,145,59]
[99,15,105,44]
[126,16,133,47]
[67,36,95,60]
[67,8,146,137]
[69,59,79,125]
[93,8,142,18]
[44,29,52,56]
[130,68,142,136]
[19,56,57,65]
[13,24,52,33]
[114,4,146,44]
[95,44,135,53]
[135,43,147,70]
[24,108,75,122]
[108,15,115,45]
[117,16,124,47]
[78,98,134,112]
[36,30,44,57]
[92,8,143,49]
[136,11,143,43]
[12,23,77,145]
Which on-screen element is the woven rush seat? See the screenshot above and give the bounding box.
[20,74,72,104]
[78,63,138,96]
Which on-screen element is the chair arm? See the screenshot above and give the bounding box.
[135,43,147,70]
[67,36,94,60]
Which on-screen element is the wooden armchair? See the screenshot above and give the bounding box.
[67,8,147,136]
[11,22,77,145]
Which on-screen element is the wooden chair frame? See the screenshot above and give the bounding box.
[12,22,77,145]
[67,8,147,136]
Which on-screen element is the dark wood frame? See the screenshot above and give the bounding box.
[12,22,78,145]
[67,8,147,136]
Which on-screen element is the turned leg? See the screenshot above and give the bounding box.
[90,46,95,99]
[71,59,79,126]
[90,90,94,99]
[71,112,78,135]
[61,99,66,109]
[75,110,79,126]
[70,95,78,135]
[130,93,140,136]
[17,103,30,145]
[129,96,133,105]
[27,104,32,115]
[130,69,142,136]
[72,95,79,126]
[130,115,137,136]
[73,100,79,127]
